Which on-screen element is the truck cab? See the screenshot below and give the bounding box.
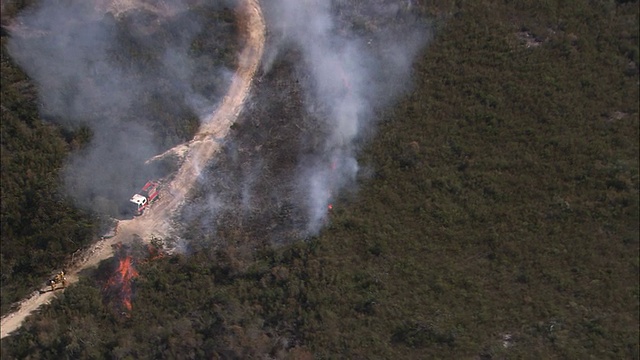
[129,181,160,216]
[129,194,148,214]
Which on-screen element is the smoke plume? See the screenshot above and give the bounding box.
[8,0,428,242]
[7,0,237,216]
[262,0,429,234]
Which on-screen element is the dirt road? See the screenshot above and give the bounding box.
[0,0,265,339]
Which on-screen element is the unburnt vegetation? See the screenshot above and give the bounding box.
[1,38,97,315]
[2,0,638,359]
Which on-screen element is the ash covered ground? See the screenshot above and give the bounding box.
[179,51,318,249]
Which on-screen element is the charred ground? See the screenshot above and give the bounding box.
[180,49,314,250]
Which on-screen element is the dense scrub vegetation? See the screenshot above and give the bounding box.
[1,38,97,315]
[2,0,638,358]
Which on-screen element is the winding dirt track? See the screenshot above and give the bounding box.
[0,0,265,339]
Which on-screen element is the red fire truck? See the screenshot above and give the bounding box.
[129,180,161,216]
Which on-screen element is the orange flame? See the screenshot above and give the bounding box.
[103,242,166,315]
[105,254,139,313]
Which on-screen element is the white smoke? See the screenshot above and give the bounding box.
[8,0,429,240]
[263,0,429,234]
[7,0,236,216]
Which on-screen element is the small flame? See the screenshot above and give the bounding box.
[143,244,164,263]
[327,160,337,212]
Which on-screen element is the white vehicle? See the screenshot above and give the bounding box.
[129,180,161,216]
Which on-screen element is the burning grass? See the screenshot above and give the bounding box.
[101,240,165,315]
[102,243,140,315]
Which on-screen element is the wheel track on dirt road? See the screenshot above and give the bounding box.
[0,0,265,339]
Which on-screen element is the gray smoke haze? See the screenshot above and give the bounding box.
[7,0,235,216]
[8,0,428,242]
[177,0,430,244]
[262,0,429,234]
